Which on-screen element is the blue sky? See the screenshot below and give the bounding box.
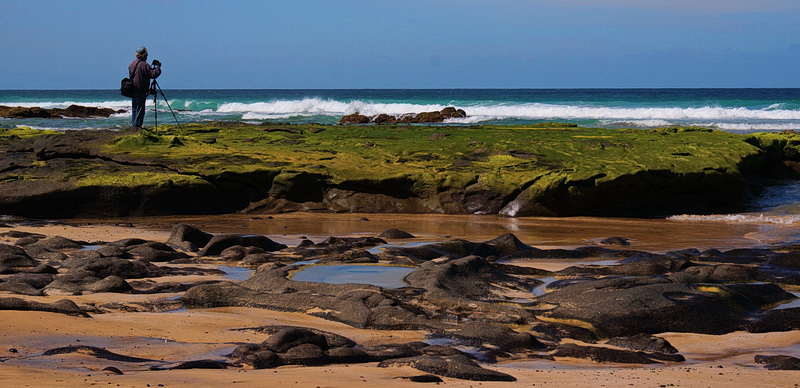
[1,0,799,89]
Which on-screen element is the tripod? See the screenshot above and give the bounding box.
[150,80,183,131]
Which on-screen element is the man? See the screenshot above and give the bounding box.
[128,46,162,128]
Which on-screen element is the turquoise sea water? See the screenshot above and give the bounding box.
[1,88,799,132]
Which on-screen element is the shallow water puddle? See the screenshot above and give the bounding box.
[219,265,253,281]
[290,264,416,289]
[772,291,800,310]
[531,276,558,296]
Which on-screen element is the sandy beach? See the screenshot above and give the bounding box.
[1,214,799,387]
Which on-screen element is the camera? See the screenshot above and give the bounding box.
[152,59,161,67]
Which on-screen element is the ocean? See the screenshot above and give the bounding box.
[1,88,800,132]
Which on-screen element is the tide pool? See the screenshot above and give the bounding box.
[290,264,416,289]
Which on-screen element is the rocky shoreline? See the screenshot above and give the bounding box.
[1,219,798,383]
[2,123,800,219]
[0,105,124,119]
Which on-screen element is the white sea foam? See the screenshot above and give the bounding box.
[705,122,800,131]
[464,103,800,121]
[213,99,800,125]
[216,98,449,120]
[599,119,675,127]
[669,213,800,225]
[1,100,131,111]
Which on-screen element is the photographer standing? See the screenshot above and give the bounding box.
[128,46,162,129]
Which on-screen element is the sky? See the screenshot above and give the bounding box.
[1,0,799,89]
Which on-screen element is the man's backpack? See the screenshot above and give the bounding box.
[120,61,139,97]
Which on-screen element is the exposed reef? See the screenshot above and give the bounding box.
[1,124,799,218]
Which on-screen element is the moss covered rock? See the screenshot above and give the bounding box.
[0,124,796,218]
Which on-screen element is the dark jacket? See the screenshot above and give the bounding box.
[128,59,162,93]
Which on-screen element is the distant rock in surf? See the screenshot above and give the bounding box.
[340,107,466,124]
[0,105,124,119]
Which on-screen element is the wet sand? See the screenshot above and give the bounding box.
[1,213,799,387]
[68,212,787,251]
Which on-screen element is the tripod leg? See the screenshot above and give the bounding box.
[153,81,183,130]
[153,88,158,131]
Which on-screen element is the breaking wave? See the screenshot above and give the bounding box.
[210,99,800,123]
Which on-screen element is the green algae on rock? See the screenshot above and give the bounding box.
[0,123,797,218]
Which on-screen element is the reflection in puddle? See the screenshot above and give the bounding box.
[219,265,253,281]
[531,276,558,296]
[772,292,800,310]
[291,259,319,266]
[290,264,416,289]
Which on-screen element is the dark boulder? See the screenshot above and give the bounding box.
[670,264,762,283]
[279,343,327,365]
[0,297,88,317]
[378,228,416,239]
[769,252,800,269]
[0,281,43,296]
[62,257,165,279]
[372,113,397,124]
[0,105,122,119]
[746,307,800,333]
[536,277,750,337]
[725,282,796,310]
[22,263,59,274]
[24,246,70,262]
[127,245,189,262]
[315,249,378,264]
[440,107,467,119]
[325,346,372,363]
[378,354,516,382]
[83,275,133,293]
[552,343,684,364]
[400,374,444,383]
[754,354,800,370]
[387,239,498,261]
[165,223,214,251]
[108,238,152,248]
[42,345,153,362]
[6,273,54,289]
[695,248,774,264]
[339,112,370,124]
[152,359,231,370]
[448,322,545,353]
[262,327,329,353]
[316,236,386,250]
[199,234,287,256]
[484,234,532,257]
[25,236,84,250]
[606,333,679,354]
[44,279,84,295]
[243,350,281,369]
[0,244,36,268]
[530,321,599,343]
[360,342,428,361]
